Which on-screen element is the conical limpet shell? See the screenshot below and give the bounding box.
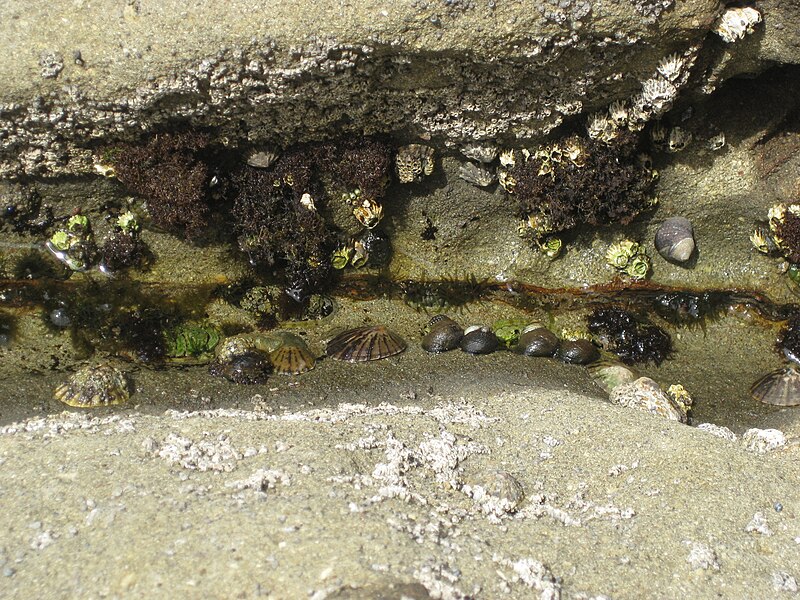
[326,326,407,362]
[750,365,800,406]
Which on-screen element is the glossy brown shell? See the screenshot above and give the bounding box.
[517,327,559,357]
[326,326,407,362]
[558,339,599,365]
[460,327,498,355]
[750,365,800,406]
[422,316,464,353]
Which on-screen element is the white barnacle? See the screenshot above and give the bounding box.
[608,100,628,127]
[587,112,610,140]
[300,193,316,211]
[714,7,762,43]
[461,144,498,164]
[499,149,516,168]
[587,112,618,143]
[563,136,586,167]
[667,127,692,153]
[498,170,516,193]
[627,94,652,130]
[706,132,726,152]
[768,204,787,228]
[458,162,496,187]
[641,77,677,116]
[649,123,668,149]
[656,53,685,82]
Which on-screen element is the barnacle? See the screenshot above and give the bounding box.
[45,214,97,272]
[605,240,650,280]
[246,147,280,169]
[649,123,668,149]
[750,226,778,255]
[461,144,498,164]
[714,6,762,43]
[640,77,677,116]
[331,246,353,269]
[767,204,800,263]
[352,197,384,229]
[395,144,435,184]
[706,132,726,152]
[608,101,628,128]
[499,149,516,168]
[627,95,652,131]
[498,170,516,193]
[537,236,562,258]
[667,127,692,153]
[666,384,693,412]
[656,53,685,82]
[458,162,496,187]
[586,112,618,143]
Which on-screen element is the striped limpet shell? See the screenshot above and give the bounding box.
[54,363,130,408]
[268,333,316,375]
[750,365,800,406]
[326,326,406,362]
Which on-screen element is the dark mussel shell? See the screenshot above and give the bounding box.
[558,339,599,365]
[326,325,407,362]
[517,327,559,357]
[460,326,499,355]
[422,315,464,353]
[750,365,800,406]
[209,350,272,384]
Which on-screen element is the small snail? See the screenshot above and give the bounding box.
[460,326,499,355]
[558,339,599,365]
[516,326,559,357]
[655,216,695,264]
[422,315,464,353]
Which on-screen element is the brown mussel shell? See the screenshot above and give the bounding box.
[326,325,407,362]
[558,339,600,365]
[460,327,499,355]
[209,350,272,384]
[750,365,800,406]
[517,327,559,357]
[422,315,464,353]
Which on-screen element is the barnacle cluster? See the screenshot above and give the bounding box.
[46,214,97,272]
[587,307,672,365]
[761,204,800,264]
[330,229,390,270]
[713,6,762,43]
[504,132,656,243]
[395,144,435,184]
[605,240,651,280]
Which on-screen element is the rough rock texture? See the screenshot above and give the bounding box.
[0,0,726,178]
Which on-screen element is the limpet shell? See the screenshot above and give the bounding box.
[54,363,130,408]
[750,365,800,406]
[268,332,316,375]
[326,325,407,362]
[422,315,464,353]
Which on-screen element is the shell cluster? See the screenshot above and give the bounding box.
[605,240,651,280]
[331,229,391,270]
[458,143,500,188]
[713,7,762,44]
[395,144,435,184]
[45,214,97,272]
[54,363,130,408]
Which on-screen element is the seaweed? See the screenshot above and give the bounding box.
[111,132,212,238]
[587,306,672,365]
